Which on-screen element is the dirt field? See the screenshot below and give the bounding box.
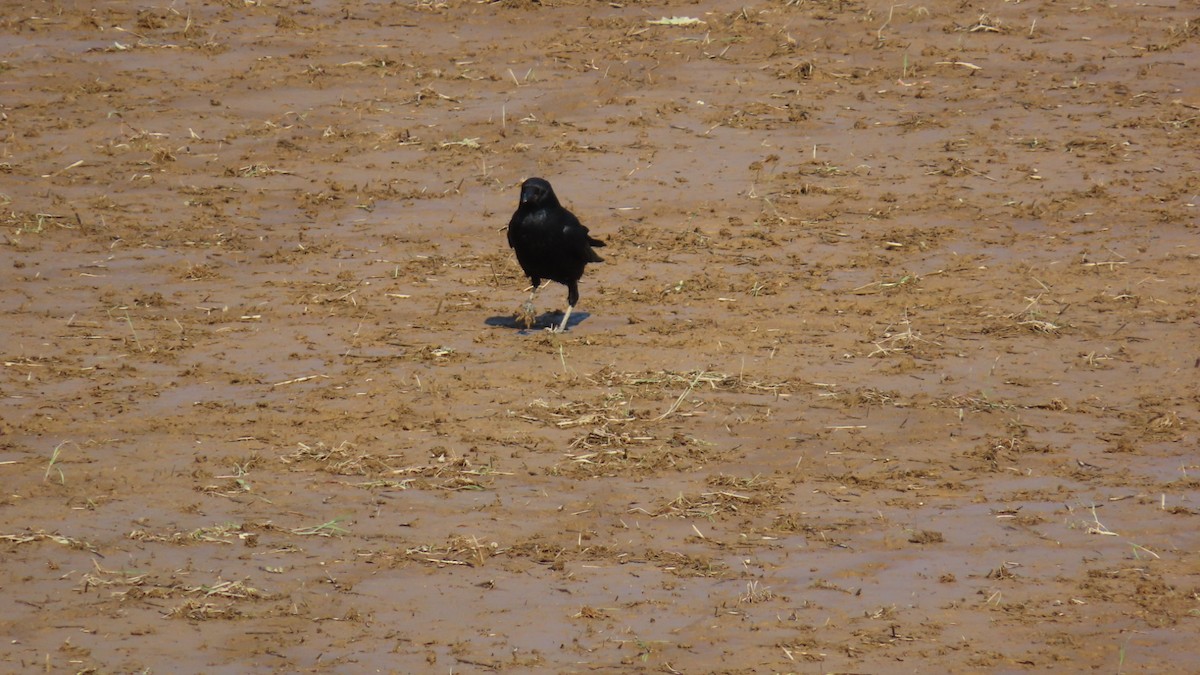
[2,0,1198,672]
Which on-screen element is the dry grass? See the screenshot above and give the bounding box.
[983,293,1066,336]
[931,393,1016,413]
[512,367,801,476]
[587,367,797,397]
[279,441,393,475]
[166,600,243,620]
[656,475,787,518]
[407,534,497,567]
[867,311,941,357]
[0,530,97,552]
[80,558,275,619]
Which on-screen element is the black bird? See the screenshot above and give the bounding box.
[506,177,605,332]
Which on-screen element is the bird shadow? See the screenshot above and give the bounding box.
[485,311,591,333]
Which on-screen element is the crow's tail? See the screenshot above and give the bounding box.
[587,236,605,262]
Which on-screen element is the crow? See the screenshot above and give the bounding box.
[506,177,605,332]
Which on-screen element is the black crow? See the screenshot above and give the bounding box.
[506,177,605,332]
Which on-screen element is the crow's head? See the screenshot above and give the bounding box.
[519,177,558,207]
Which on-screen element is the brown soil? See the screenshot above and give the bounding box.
[2,1,1199,672]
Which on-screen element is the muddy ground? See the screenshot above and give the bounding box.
[2,0,1198,672]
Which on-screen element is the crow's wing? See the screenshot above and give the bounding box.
[506,209,523,249]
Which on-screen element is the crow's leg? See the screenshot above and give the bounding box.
[518,278,546,328]
[553,304,574,333]
[550,282,581,333]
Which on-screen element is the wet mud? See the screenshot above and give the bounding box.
[2,0,1198,672]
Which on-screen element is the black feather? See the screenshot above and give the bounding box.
[507,177,605,331]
